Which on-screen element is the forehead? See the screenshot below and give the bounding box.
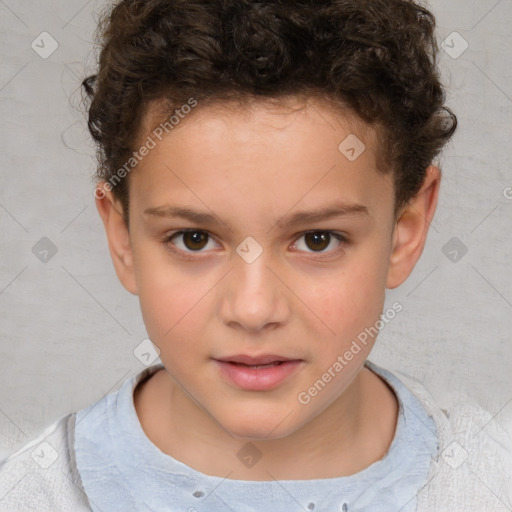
[140,94,374,145]
[129,96,394,225]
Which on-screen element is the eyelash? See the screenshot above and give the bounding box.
[162,229,348,259]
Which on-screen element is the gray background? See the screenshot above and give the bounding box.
[1,0,511,467]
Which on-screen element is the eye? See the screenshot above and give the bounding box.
[165,230,219,253]
[292,231,346,255]
[163,229,347,257]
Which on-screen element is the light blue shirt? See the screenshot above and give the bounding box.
[74,360,438,512]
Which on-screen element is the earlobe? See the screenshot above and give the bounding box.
[95,184,138,295]
[386,166,441,289]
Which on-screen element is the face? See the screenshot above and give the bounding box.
[98,96,437,441]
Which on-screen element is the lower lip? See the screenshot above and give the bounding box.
[214,360,303,391]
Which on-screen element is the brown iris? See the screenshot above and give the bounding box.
[182,231,209,251]
[303,232,331,252]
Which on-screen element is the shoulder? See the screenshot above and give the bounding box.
[0,413,92,512]
[390,368,512,511]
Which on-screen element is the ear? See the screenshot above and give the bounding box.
[386,165,441,289]
[95,184,138,295]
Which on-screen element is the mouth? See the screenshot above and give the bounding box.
[213,355,303,391]
[215,354,300,366]
[228,361,286,369]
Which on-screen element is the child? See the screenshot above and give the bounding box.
[1,0,510,510]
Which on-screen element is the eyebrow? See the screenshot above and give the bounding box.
[143,201,370,229]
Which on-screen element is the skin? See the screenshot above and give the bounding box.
[95,95,440,481]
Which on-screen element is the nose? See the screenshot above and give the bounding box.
[219,249,289,333]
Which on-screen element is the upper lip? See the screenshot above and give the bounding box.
[214,354,300,365]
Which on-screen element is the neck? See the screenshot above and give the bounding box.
[134,365,398,480]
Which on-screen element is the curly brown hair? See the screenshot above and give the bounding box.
[82,0,457,226]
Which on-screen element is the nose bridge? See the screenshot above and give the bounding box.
[221,241,288,331]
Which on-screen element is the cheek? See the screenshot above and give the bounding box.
[138,285,210,373]
[132,245,207,345]
[312,262,387,338]
[138,282,205,345]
